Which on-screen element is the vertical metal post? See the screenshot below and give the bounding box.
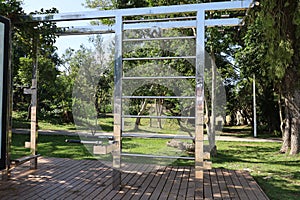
[195,9,205,198]
[112,15,123,190]
[253,74,257,138]
[0,16,11,180]
[30,33,39,170]
[210,48,216,153]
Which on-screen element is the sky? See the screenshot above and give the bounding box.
[22,0,98,56]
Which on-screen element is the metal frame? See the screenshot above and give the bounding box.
[22,0,253,193]
[0,16,11,177]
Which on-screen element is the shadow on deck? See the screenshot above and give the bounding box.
[0,157,269,200]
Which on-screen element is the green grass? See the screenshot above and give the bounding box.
[12,111,76,130]
[213,141,300,200]
[222,125,282,139]
[11,134,94,160]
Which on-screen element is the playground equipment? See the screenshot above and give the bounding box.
[0,1,253,196]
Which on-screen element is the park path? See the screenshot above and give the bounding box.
[12,128,281,143]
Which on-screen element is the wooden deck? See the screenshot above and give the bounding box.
[0,157,269,200]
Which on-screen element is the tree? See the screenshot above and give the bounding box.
[263,0,300,155]
[236,0,300,154]
[1,1,61,117]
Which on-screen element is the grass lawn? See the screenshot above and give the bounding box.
[11,133,299,200]
[213,141,300,200]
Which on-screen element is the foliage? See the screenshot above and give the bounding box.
[235,0,300,154]
[1,1,63,121]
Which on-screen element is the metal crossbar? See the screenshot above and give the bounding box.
[122,76,196,80]
[122,115,195,119]
[122,36,196,42]
[123,56,196,61]
[121,153,195,160]
[122,133,194,140]
[58,18,242,36]
[122,96,195,99]
[26,1,253,22]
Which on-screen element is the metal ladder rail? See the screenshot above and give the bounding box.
[120,18,203,162]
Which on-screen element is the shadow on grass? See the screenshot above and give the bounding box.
[254,174,300,200]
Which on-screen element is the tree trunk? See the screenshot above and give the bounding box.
[289,90,300,155]
[156,99,163,129]
[134,99,148,130]
[279,99,291,153]
[280,90,300,155]
[290,116,299,155]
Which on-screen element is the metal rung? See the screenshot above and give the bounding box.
[122,115,195,119]
[123,36,196,42]
[121,153,195,160]
[122,133,194,140]
[80,135,114,140]
[123,56,196,61]
[65,139,103,145]
[124,20,196,30]
[123,16,196,23]
[122,76,195,80]
[122,96,195,99]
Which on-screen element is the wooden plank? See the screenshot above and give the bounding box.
[158,166,177,200]
[110,163,148,200]
[0,158,272,200]
[242,171,270,200]
[54,161,107,199]
[130,167,159,200]
[120,164,156,200]
[235,170,260,200]
[186,167,195,200]
[35,159,96,199]
[73,165,113,200]
[229,170,249,200]
[203,170,213,199]
[177,166,191,199]
[210,169,222,199]
[149,166,173,200]
[215,168,230,199]
[140,167,167,200]
[91,162,139,199]
[168,166,184,200]
[2,158,66,199]
[222,169,239,199]
[22,159,92,199]
[3,157,69,199]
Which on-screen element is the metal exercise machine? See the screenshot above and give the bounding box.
[1,1,253,196]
